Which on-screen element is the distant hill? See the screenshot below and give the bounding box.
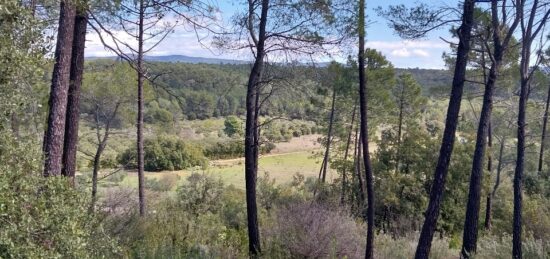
[396,68,452,95]
[86,55,453,95]
[86,54,251,65]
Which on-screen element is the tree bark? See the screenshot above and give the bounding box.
[358,0,374,257]
[321,88,337,183]
[137,0,146,217]
[538,83,550,172]
[414,1,475,258]
[43,0,76,177]
[62,8,88,184]
[244,0,269,255]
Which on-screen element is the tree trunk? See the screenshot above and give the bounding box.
[483,122,493,230]
[341,103,357,205]
[538,83,550,172]
[395,81,405,173]
[414,1,475,258]
[358,0,374,257]
[137,0,146,217]
[244,0,269,255]
[62,8,88,184]
[91,140,107,211]
[43,0,76,177]
[321,88,337,182]
[461,63,497,258]
[486,136,505,230]
[356,131,366,206]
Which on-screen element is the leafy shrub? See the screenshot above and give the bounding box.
[0,136,118,258]
[204,140,275,160]
[118,136,207,171]
[145,174,181,192]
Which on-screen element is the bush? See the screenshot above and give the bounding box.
[118,136,207,172]
[145,174,181,192]
[0,136,119,258]
[264,202,364,258]
[204,140,275,160]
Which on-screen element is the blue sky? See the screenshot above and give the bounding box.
[86,0,462,69]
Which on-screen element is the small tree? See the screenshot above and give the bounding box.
[224,116,243,137]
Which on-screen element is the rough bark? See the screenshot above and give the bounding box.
[414,1,475,258]
[538,84,550,172]
[244,0,269,255]
[358,0,374,257]
[137,0,146,217]
[62,8,88,184]
[321,88,337,182]
[43,0,76,177]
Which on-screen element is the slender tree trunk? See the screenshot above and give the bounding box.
[483,122,493,230]
[538,84,550,172]
[244,0,268,255]
[62,8,88,184]
[395,83,405,173]
[415,1,475,258]
[485,136,504,230]
[91,140,107,211]
[321,88,337,182]
[91,104,118,211]
[358,0,374,257]
[43,0,76,177]
[514,78,528,259]
[461,63,497,258]
[137,0,146,217]
[356,131,366,204]
[341,103,357,205]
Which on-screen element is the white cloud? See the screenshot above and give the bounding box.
[391,48,411,58]
[412,49,430,57]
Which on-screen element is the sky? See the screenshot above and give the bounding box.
[86,0,463,69]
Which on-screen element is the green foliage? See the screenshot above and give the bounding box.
[223,116,243,137]
[118,136,207,171]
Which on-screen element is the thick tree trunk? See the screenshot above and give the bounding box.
[414,1,475,258]
[244,0,268,255]
[538,84,550,172]
[341,103,357,205]
[137,0,146,217]
[62,8,88,184]
[43,0,76,177]
[321,88,337,182]
[358,0,374,257]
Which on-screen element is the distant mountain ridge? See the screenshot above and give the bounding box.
[86,55,453,94]
[86,54,251,65]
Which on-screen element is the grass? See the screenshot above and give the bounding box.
[120,150,332,189]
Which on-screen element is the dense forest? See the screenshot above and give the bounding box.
[2,0,550,258]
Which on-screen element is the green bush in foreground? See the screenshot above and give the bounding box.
[0,136,118,258]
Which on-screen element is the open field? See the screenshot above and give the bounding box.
[118,134,335,189]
